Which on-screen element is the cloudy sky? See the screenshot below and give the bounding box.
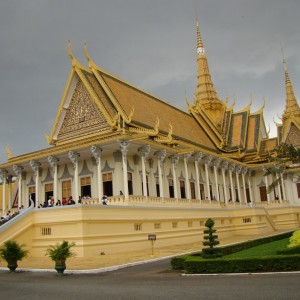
[0,0,299,163]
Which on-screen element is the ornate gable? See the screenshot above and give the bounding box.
[57,79,110,143]
[285,123,300,146]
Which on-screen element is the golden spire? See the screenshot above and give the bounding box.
[194,19,225,130]
[282,51,300,120]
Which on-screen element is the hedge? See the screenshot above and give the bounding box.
[183,254,300,274]
[170,231,294,272]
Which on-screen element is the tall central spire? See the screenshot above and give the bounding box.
[194,20,225,130]
[282,57,300,120]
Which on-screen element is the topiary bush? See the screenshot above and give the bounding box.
[202,218,221,258]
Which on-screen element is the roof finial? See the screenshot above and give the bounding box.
[196,18,205,55]
[84,41,90,63]
[281,49,300,120]
[67,40,74,60]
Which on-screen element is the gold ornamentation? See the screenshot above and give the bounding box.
[58,80,109,138]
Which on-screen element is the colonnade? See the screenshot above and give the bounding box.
[0,141,290,211]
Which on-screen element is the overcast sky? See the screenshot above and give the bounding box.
[0,0,299,163]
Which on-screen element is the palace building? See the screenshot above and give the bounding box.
[0,22,300,257]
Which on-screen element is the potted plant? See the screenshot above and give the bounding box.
[45,240,76,276]
[0,240,29,272]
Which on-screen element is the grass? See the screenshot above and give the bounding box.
[224,237,290,259]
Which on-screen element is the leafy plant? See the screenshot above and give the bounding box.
[202,218,220,258]
[0,240,28,271]
[45,240,76,266]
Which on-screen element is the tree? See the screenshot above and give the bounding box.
[265,143,300,193]
[202,218,220,258]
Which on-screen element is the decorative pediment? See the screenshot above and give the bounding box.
[56,79,110,142]
[285,123,300,146]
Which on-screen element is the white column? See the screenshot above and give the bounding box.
[119,141,129,199]
[170,154,179,199]
[13,165,23,208]
[139,145,151,197]
[0,170,8,213]
[276,173,282,202]
[235,166,242,203]
[194,152,203,200]
[148,159,155,197]
[241,167,247,204]
[263,167,271,203]
[7,175,13,209]
[91,146,103,203]
[213,158,221,201]
[48,156,59,203]
[247,170,253,204]
[184,153,192,199]
[229,164,235,202]
[281,173,287,201]
[204,156,212,201]
[156,150,166,198]
[68,151,80,202]
[30,160,41,207]
[221,161,229,204]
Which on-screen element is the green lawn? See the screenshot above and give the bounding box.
[224,237,290,258]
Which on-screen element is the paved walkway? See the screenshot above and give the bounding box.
[0,232,289,272]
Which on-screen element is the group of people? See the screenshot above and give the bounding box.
[0,205,24,226]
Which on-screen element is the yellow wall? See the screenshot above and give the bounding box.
[0,205,299,258]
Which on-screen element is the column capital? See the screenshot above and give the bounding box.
[119,140,129,157]
[213,157,221,168]
[228,163,236,172]
[170,153,179,167]
[235,165,242,174]
[241,167,248,175]
[48,156,59,170]
[183,153,192,162]
[0,169,8,182]
[138,145,151,158]
[221,160,229,169]
[30,160,41,176]
[155,149,167,163]
[13,165,23,177]
[68,151,80,169]
[204,155,213,166]
[91,145,102,164]
[194,151,204,162]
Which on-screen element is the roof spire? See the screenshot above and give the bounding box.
[281,49,300,120]
[194,19,225,130]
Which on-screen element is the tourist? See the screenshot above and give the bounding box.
[102,195,108,205]
[62,197,67,205]
[56,199,62,206]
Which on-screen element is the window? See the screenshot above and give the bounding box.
[180,180,186,199]
[172,222,178,228]
[81,176,91,198]
[61,180,71,200]
[45,183,54,203]
[41,227,51,236]
[188,221,193,228]
[128,172,133,195]
[154,223,161,230]
[168,179,174,198]
[190,182,195,199]
[297,182,300,198]
[103,172,113,196]
[134,223,142,231]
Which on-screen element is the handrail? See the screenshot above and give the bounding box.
[0,200,35,233]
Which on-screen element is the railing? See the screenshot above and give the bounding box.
[0,200,35,231]
[81,196,291,209]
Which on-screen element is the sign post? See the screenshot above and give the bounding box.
[148,234,156,257]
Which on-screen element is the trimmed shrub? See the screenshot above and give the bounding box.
[277,245,300,255]
[183,255,300,274]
